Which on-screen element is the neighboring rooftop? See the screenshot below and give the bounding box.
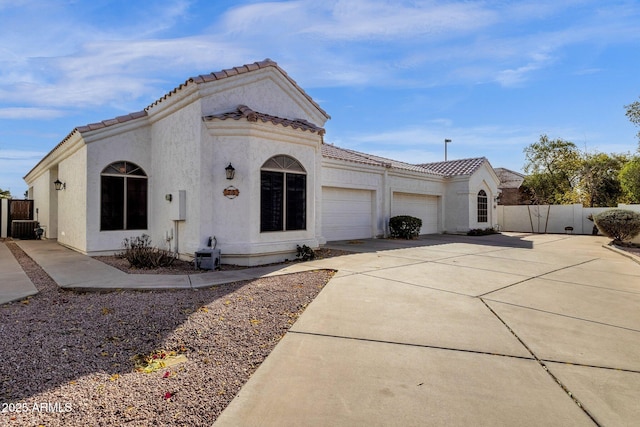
[494,167,526,188]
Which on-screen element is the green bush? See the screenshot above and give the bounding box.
[467,227,499,236]
[593,209,640,243]
[296,244,316,261]
[389,215,422,239]
[120,234,176,268]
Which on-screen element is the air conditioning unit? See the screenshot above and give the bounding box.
[11,220,39,239]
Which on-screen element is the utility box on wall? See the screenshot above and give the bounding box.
[170,190,186,220]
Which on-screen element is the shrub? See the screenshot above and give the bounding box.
[389,215,422,239]
[296,244,316,261]
[120,234,176,268]
[593,209,640,243]
[467,227,499,236]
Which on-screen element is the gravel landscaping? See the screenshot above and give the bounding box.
[1,241,335,426]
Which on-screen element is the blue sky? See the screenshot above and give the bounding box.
[1,0,639,196]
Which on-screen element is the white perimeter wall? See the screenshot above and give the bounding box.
[0,198,7,238]
[498,204,640,243]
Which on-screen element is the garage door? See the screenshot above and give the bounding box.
[391,192,439,234]
[322,187,373,241]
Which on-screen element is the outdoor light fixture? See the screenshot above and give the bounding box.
[53,179,66,191]
[225,163,236,180]
[444,139,452,161]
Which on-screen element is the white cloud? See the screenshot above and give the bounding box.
[306,0,497,40]
[0,108,66,119]
[0,149,46,194]
[0,149,46,161]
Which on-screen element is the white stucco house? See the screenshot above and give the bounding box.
[24,59,499,265]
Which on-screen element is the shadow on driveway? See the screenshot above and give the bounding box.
[325,232,535,253]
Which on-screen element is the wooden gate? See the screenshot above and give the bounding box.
[7,199,35,238]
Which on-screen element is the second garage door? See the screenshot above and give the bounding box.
[391,192,439,234]
[322,187,373,241]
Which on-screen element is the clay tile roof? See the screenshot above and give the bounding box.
[417,157,487,176]
[75,110,148,133]
[146,59,330,119]
[321,143,444,175]
[321,143,386,167]
[203,105,326,135]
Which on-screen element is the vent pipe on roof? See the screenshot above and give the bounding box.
[444,139,452,161]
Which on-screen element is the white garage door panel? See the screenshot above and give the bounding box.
[322,187,373,241]
[392,193,438,234]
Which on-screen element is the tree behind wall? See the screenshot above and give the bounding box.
[579,152,628,207]
[625,97,640,149]
[619,157,640,203]
[0,188,11,199]
[522,135,582,204]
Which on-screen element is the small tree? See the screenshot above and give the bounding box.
[0,188,11,199]
[522,135,582,204]
[593,209,640,244]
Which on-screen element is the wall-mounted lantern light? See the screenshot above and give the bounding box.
[165,194,173,202]
[225,163,236,180]
[53,179,66,191]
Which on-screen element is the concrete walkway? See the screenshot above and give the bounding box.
[2,234,640,425]
[9,239,321,292]
[0,241,38,304]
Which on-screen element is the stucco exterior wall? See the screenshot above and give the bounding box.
[442,178,470,233]
[56,145,88,252]
[197,68,329,128]
[84,121,151,254]
[147,99,202,257]
[203,120,322,265]
[29,168,56,239]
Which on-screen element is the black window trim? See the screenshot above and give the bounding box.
[477,189,488,223]
[100,161,148,231]
[260,155,307,233]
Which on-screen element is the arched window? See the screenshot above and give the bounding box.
[477,190,488,223]
[101,161,148,231]
[260,155,306,232]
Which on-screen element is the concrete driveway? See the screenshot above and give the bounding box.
[214,233,640,426]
